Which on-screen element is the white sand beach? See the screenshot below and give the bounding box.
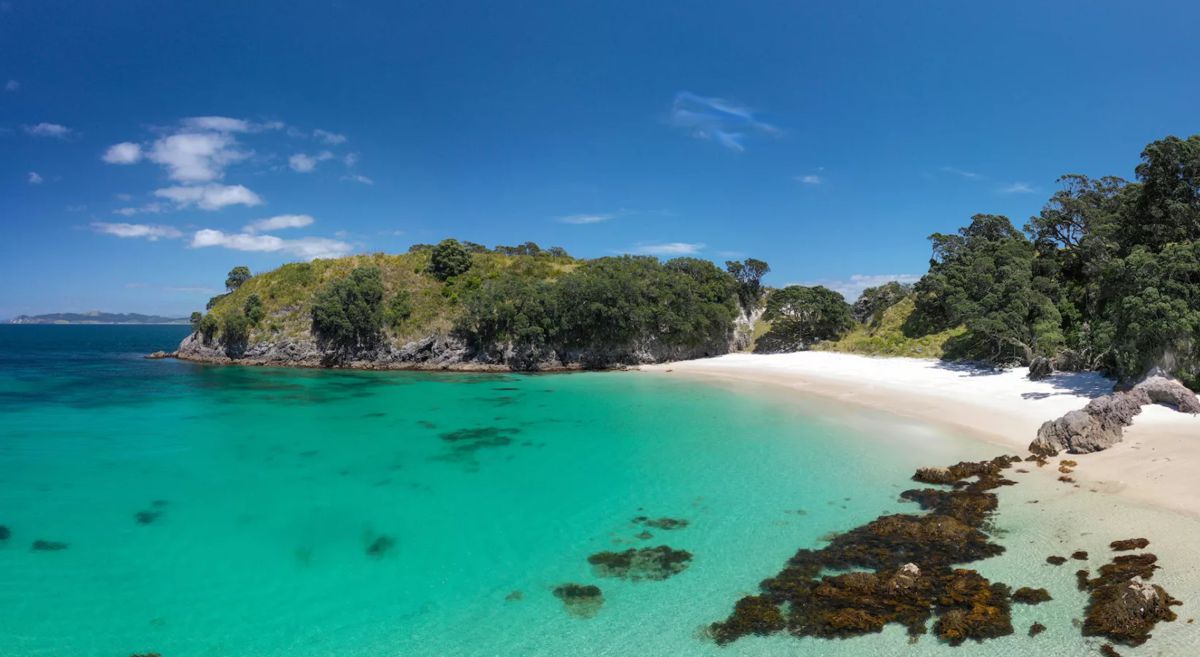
[643,352,1200,517]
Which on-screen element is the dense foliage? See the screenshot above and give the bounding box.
[456,255,739,367]
[310,266,386,352]
[428,239,473,280]
[243,294,265,326]
[901,134,1200,384]
[754,285,854,353]
[725,258,770,311]
[851,281,911,324]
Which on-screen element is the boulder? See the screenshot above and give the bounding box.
[1028,357,1054,381]
[1134,374,1200,414]
[1031,410,1121,456]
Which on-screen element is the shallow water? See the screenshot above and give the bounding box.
[0,326,1196,656]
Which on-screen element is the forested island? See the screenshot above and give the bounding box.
[8,312,189,325]
[178,134,1200,390]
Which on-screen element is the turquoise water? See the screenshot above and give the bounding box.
[1,326,1195,656]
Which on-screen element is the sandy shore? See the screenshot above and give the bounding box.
[642,352,1200,517]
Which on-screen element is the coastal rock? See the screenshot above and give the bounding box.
[1012,587,1052,605]
[1028,357,1053,381]
[1082,553,1180,646]
[1028,621,1046,636]
[1047,555,1067,565]
[1029,370,1198,455]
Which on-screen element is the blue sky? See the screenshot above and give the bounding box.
[2,1,1198,318]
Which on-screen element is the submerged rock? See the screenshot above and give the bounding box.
[553,583,604,618]
[0,525,9,541]
[1047,555,1068,566]
[366,535,395,557]
[1110,538,1150,552]
[1012,587,1052,605]
[1072,550,1089,561]
[32,540,68,551]
[1082,553,1180,646]
[1028,621,1046,636]
[587,546,692,581]
[633,516,689,530]
[711,456,1022,647]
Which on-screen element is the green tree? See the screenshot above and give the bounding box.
[189,311,203,331]
[429,239,473,280]
[197,314,219,343]
[225,266,252,291]
[851,281,912,324]
[221,313,251,349]
[243,294,265,325]
[386,290,413,328]
[725,258,771,311]
[914,215,1062,363]
[310,266,385,351]
[754,285,853,353]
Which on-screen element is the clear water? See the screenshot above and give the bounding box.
[0,326,1196,656]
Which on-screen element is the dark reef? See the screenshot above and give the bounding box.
[1011,587,1052,605]
[710,456,1025,646]
[1082,552,1180,646]
[553,583,604,618]
[1110,538,1150,552]
[32,540,68,551]
[588,546,693,581]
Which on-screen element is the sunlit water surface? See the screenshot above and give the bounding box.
[0,326,1196,656]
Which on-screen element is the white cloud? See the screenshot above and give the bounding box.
[796,175,823,185]
[344,174,374,185]
[113,203,164,217]
[999,181,1036,194]
[631,241,705,256]
[4,79,17,92]
[558,213,614,225]
[343,152,360,167]
[801,273,922,301]
[114,193,133,201]
[102,142,143,164]
[289,151,334,173]
[246,214,314,232]
[313,128,347,145]
[668,91,780,152]
[91,222,183,241]
[180,116,251,133]
[155,183,263,210]
[190,229,353,260]
[940,166,982,180]
[148,132,249,182]
[23,122,72,138]
[27,171,43,184]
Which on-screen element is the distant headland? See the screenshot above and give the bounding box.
[5,312,189,325]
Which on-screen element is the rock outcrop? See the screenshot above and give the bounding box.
[1028,357,1054,381]
[1030,371,1199,456]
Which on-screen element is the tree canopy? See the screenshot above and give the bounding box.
[428,239,474,280]
[310,266,386,352]
[754,285,853,353]
[225,266,252,291]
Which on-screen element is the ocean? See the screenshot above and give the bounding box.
[0,325,1195,656]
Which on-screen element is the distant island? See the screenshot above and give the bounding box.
[7,312,190,325]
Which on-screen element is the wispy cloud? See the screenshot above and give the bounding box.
[999,181,1036,194]
[112,203,164,217]
[343,173,374,185]
[190,229,353,260]
[102,142,143,164]
[668,91,779,152]
[558,213,614,225]
[23,122,72,138]
[245,214,314,232]
[4,79,17,92]
[180,116,282,133]
[796,174,823,185]
[630,241,705,256]
[940,166,982,180]
[27,171,43,185]
[163,285,219,294]
[289,151,335,173]
[313,129,347,145]
[800,273,921,301]
[155,184,263,211]
[91,222,183,241]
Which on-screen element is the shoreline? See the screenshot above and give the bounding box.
[641,352,1200,518]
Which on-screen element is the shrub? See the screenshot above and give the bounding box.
[311,266,385,351]
[244,294,265,325]
[225,266,252,291]
[429,239,473,280]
